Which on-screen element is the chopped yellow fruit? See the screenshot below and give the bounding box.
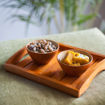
[62,52,73,65]
[73,54,89,65]
[73,57,89,65]
[62,50,89,66]
[68,51,80,57]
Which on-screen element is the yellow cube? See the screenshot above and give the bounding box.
[62,52,73,65]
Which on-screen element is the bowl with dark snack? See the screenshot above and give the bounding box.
[57,50,93,76]
[26,39,59,64]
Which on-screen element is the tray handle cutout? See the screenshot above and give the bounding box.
[6,47,28,64]
[72,59,105,96]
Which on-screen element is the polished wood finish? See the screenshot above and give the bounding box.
[4,43,105,97]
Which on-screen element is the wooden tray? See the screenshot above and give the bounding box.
[4,43,105,97]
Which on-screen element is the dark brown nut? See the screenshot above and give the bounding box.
[52,45,56,49]
[46,43,49,47]
[44,45,48,51]
[40,40,45,44]
[49,42,52,45]
[36,47,40,51]
[40,49,46,53]
[48,46,53,52]
[45,49,49,52]
[37,43,41,48]
[28,45,34,50]
[43,40,47,43]
[40,44,43,49]
[35,42,39,46]
[34,43,37,47]
[30,42,34,45]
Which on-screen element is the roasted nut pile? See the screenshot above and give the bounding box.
[27,40,57,53]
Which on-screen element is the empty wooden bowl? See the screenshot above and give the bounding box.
[57,50,93,77]
[26,39,59,65]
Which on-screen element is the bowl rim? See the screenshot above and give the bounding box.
[57,49,93,67]
[26,39,59,54]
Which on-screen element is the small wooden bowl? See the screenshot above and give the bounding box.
[57,50,93,77]
[26,39,59,65]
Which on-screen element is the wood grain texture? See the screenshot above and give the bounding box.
[4,43,105,97]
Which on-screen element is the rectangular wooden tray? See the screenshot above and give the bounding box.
[4,43,105,97]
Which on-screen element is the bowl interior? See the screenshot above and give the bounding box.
[26,39,59,54]
[57,49,93,67]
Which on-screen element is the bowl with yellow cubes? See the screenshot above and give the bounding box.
[57,50,93,77]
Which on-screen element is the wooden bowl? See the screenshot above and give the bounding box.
[26,39,59,65]
[57,50,93,77]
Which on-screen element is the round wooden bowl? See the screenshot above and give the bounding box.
[26,39,59,65]
[57,50,93,77]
